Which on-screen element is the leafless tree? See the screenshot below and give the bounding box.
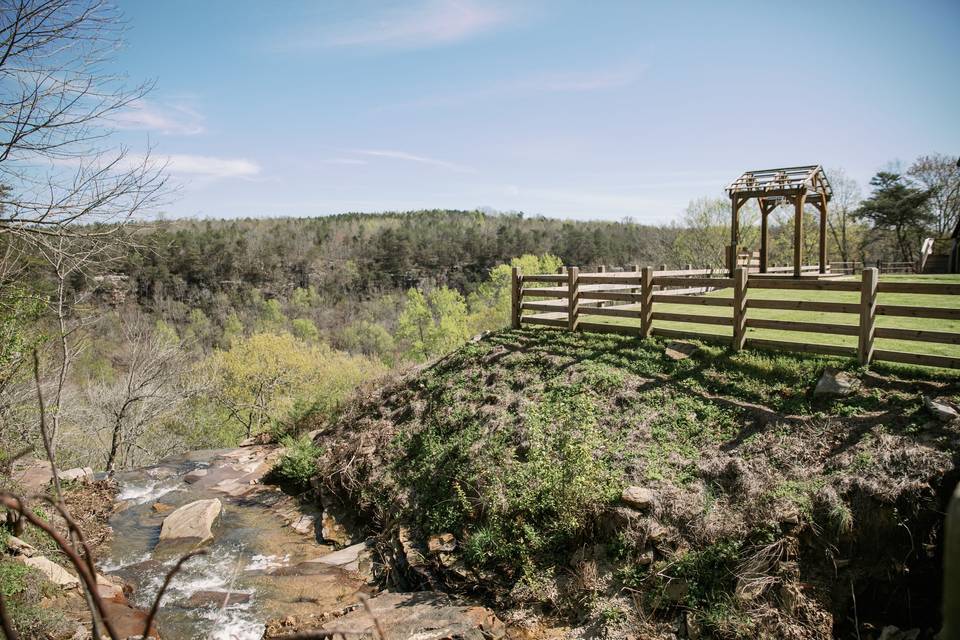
[84,315,188,473]
[0,0,167,243]
[908,153,960,236]
[825,167,863,265]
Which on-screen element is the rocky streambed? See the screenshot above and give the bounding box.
[94,444,505,639]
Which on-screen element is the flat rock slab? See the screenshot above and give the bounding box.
[10,459,53,496]
[311,541,373,579]
[665,342,699,361]
[18,555,80,587]
[321,592,505,640]
[159,498,222,544]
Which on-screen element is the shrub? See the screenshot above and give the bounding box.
[267,435,324,493]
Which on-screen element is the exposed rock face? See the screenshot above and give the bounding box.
[320,592,504,640]
[320,505,355,546]
[18,555,80,587]
[158,498,222,544]
[183,468,208,484]
[814,368,859,397]
[621,485,655,510]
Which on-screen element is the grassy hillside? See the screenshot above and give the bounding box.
[309,329,960,639]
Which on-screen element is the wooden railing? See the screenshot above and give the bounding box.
[511,266,960,370]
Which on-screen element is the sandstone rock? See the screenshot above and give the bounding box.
[321,592,504,640]
[321,509,354,546]
[6,535,35,556]
[312,541,374,579]
[239,432,273,447]
[814,368,859,397]
[290,514,315,536]
[18,555,80,587]
[924,396,959,422]
[183,468,208,484]
[152,502,174,514]
[58,467,94,484]
[158,498,222,544]
[10,459,53,496]
[665,341,698,361]
[101,599,159,638]
[427,532,456,554]
[96,573,126,600]
[621,485,655,510]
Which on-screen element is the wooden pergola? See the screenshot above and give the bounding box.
[727,165,832,277]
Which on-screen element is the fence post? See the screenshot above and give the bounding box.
[733,267,748,351]
[567,266,579,332]
[598,264,606,273]
[511,266,521,330]
[858,267,878,365]
[640,266,653,339]
[944,482,960,640]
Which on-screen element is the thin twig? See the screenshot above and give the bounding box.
[358,594,386,640]
[142,549,207,638]
[0,493,120,640]
[0,590,20,640]
[32,350,62,501]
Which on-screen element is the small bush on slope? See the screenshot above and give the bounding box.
[267,435,324,494]
[311,329,960,639]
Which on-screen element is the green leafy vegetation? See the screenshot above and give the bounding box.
[267,435,325,493]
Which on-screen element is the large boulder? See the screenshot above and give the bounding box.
[158,498,222,544]
[321,592,504,640]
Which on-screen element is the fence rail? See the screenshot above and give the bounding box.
[510,266,960,370]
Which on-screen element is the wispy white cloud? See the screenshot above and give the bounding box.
[519,68,643,92]
[310,0,510,50]
[165,154,260,179]
[112,99,205,136]
[323,157,368,165]
[351,149,475,173]
[377,64,646,111]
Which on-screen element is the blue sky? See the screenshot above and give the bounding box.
[111,0,960,223]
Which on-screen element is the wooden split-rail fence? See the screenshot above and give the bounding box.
[510,266,960,370]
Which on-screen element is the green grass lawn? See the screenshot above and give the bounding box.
[571,273,960,360]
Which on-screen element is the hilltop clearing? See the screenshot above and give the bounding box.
[309,329,960,639]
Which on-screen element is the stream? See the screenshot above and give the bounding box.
[99,446,367,640]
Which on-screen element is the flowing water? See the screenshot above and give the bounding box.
[100,448,366,640]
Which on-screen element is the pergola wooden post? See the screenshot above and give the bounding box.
[726,165,833,278]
